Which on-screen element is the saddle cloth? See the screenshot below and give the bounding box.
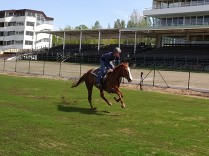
[91,68,101,77]
[91,68,109,84]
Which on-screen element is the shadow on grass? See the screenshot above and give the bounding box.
[57,104,108,115]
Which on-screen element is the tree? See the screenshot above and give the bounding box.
[63,25,73,30]
[121,20,126,28]
[92,21,102,29]
[107,23,111,29]
[114,19,126,28]
[52,35,63,46]
[127,9,143,28]
[139,16,151,27]
[75,24,89,30]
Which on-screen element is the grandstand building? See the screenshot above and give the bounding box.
[21,1,209,71]
[143,0,209,45]
[0,9,53,52]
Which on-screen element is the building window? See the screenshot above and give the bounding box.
[26,31,34,36]
[35,38,49,44]
[15,40,23,45]
[178,17,183,26]
[197,16,203,25]
[7,12,14,17]
[27,12,35,17]
[161,18,166,26]
[16,22,24,26]
[185,17,191,25]
[0,31,3,36]
[8,22,16,26]
[167,18,172,26]
[16,31,24,35]
[25,40,33,45]
[26,21,35,26]
[41,29,51,31]
[206,0,209,4]
[0,22,4,27]
[6,40,15,45]
[204,15,209,24]
[7,31,15,36]
[173,18,178,26]
[191,16,197,25]
[14,12,25,17]
[0,13,4,18]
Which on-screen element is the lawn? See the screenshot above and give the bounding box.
[0,74,209,156]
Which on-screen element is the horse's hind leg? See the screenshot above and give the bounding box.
[100,90,112,106]
[85,83,95,110]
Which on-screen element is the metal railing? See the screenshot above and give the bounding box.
[1,58,209,93]
[152,1,209,10]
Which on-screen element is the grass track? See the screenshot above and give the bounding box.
[0,74,209,156]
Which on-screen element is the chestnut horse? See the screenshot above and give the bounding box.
[71,62,133,109]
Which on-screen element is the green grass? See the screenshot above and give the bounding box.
[0,74,209,156]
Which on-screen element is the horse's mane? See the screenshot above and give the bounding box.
[113,63,123,70]
[113,63,128,71]
[106,64,123,78]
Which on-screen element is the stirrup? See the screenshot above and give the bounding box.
[96,84,101,88]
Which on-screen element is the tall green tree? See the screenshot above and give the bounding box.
[114,19,126,28]
[127,9,143,28]
[52,35,63,46]
[75,24,88,30]
[92,21,102,29]
[139,16,151,27]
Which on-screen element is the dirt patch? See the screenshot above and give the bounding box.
[121,83,209,99]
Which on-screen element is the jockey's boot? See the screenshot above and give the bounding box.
[96,83,102,88]
[96,77,103,88]
[100,77,104,87]
[96,77,102,88]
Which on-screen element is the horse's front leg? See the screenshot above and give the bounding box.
[114,90,123,102]
[100,89,112,106]
[114,88,125,108]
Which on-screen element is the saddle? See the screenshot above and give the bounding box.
[91,68,101,77]
[91,68,111,85]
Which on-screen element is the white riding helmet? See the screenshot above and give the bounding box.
[114,47,121,53]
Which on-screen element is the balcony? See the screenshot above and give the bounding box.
[152,1,209,10]
[144,2,209,17]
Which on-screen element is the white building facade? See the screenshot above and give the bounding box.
[144,0,209,45]
[0,9,53,52]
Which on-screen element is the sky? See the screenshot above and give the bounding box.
[1,0,152,30]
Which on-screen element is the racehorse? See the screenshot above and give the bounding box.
[71,62,133,110]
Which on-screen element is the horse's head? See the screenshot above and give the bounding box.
[120,62,133,82]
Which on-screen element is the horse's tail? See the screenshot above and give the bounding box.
[71,73,87,88]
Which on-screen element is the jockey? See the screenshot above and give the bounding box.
[97,47,121,86]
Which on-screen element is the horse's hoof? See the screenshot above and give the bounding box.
[108,102,112,106]
[91,107,97,110]
[121,104,125,108]
[114,97,119,103]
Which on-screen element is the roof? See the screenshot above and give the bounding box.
[38,25,209,39]
[0,9,54,20]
